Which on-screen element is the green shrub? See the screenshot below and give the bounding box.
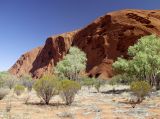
[14,84,25,96]
[130,81,151,102]
[113,35,160,88]
[0,72,17,89]
[94,79,106,92]
[0,88,9,100]
[60,79,81,105]
[80,77,105,92]
[109,74,133,85]
[33,75,60,105]
[0,79,5,88]
[5,76,17,89]
[20,74,35,92]
[80,77,95,88]
[0,71,10,80]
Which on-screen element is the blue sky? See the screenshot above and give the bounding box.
[0,0,160,71]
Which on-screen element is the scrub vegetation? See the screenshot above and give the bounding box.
[1,37,160,118]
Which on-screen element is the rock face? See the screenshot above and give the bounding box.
[9,9,160,79]
[30,31,77,78]
[9,47,42,77]
[9,31,77,78]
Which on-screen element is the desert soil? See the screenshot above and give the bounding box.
[0,85,160,119]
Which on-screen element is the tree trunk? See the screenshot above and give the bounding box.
[156,78,160,90]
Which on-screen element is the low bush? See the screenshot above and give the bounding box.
[60,79,81,105]
[20,74,35,92]
[109,74,133,85]
[80,77,95,88]
[33,75,60,105]
[0,88,9,100]
[0,72,17,89]
[80,77,106,92]
[130,80,151,102]
[14,84,25,96]
[94,79,106,92]
[5,76,17,89]
[0,79,4,88]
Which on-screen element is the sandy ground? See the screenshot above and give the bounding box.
[0,85,160,119]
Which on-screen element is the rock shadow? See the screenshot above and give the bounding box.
[101,89,130,94]
[25,102,66,107]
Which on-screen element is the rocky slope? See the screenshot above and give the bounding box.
[9,47,42,77]
[9,9,160,79]
[9,31,77,78]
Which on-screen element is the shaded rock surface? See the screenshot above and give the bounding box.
[9,9,160,78]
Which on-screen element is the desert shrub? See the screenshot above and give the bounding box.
[20,74,35,92]
[33,75,60,105]
[14,84,25,96]
[0,72,5,88]
[0,72,17,89]
[0,71,10,79]
[109,77,117,92]
[5,79,16,89]
[80,77,106,92]
[0,88,9,100]
[80,77,95,88]
[110,74,132,85]
[60,79,81,105]
[130,81,151,102]
[0,79,5,88]
[94,79,106,92]
[5,76,17,89]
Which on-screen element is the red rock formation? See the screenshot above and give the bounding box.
[9,9,160,79]
[9,47,42,77]
[9,31,77,78]
[29,31,77,78]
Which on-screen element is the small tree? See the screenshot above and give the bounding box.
[14,84,25,96]
[55,47,87,81]
[33,75,59,105]
[60,79,81,105]
[130,81,151,102]
[5,75,17,89]
[113,35,160,89]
